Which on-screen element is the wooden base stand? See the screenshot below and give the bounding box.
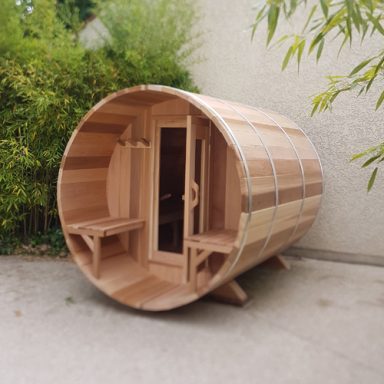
[209,280,248,306]
[261,254,290,270]
[209,255,290,306]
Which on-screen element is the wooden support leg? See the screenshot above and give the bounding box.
[93,236,101,279]
[189,248,197,290]
[209,280,248,306]
[262,254,290,270]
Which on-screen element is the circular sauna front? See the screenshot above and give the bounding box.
[58,84,323,311]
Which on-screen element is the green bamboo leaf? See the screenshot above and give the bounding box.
[302,5,318,33]
[367,14,384,36]
[319,97,329,112]
[351,152,367,161]
[361,20,369,42]
[351,145,380,161]
[320,0,328,18]
[267,5,280,45]
[346,17,352,45]
[366,55,384,92]
[357,86,366,97]
[329,89,342,103]
[311,102,319,116]
[337,33,349,57]
[282,46,293,70]
[323,9,346,34]
[349,58,374,76]
[297,39,305,70]
[376,90,384,110]
[353,2,363,25]
[316,38,325,62]
[345,0,353,18]
[309,33,324,54]
[350,5,361,32]
[367,167,378,191]
[270,34,290,49]
[309,20,324,33]
[251,4,267,39]
[362,154,381,167]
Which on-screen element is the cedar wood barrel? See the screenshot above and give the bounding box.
[57,84,323,311]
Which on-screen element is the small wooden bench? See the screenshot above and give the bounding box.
[184,229,236,288]
[67,217,145,278]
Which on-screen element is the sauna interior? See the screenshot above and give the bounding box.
[59,89,244,310]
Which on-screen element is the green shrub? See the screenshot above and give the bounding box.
[0,0,198,253]
[0,52,120,237]
[97,0,200,89]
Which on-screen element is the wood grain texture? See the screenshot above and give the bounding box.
[57,84,323,311]
[210,280,248,306]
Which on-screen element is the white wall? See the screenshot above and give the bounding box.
[190,0,384,262]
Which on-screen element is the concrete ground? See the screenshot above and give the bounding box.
[1,256,383,384]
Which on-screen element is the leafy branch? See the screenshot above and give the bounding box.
[251,0,384,190]
[351,142,384,191]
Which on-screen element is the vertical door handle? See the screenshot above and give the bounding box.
[191,181,199,209]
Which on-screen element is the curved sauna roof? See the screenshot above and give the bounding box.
[58,85,323,311]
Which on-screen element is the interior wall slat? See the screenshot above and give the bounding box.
[63,156,111,170]
[151,98,191,115]
[81,121,130,134]
[64,132,118,157]
[97,102,146,116]
[60,168,108,184]
[63,205,110,224]
[114,91,177,106]
[60,180,107,211]
[87,111,137,125]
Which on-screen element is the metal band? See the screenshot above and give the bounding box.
[288,119,325,240]
[219,100,279,274]
[243,104,306,248]
[291,121,325,195]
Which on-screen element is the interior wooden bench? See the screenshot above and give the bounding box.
[67,217,145,278]
[184,229,237,289]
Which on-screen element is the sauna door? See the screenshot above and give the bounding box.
[184,116,210,239]
[152,116,210,266]
[154,123,186,257]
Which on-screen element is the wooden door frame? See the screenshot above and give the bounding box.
[149,115,211,283]
[195,118,211,233]
[150,117,188,268]
[183,116,211,238]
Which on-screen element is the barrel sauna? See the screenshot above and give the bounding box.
[58,84,323,311]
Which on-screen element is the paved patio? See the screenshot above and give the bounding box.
[1,255,383,384]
